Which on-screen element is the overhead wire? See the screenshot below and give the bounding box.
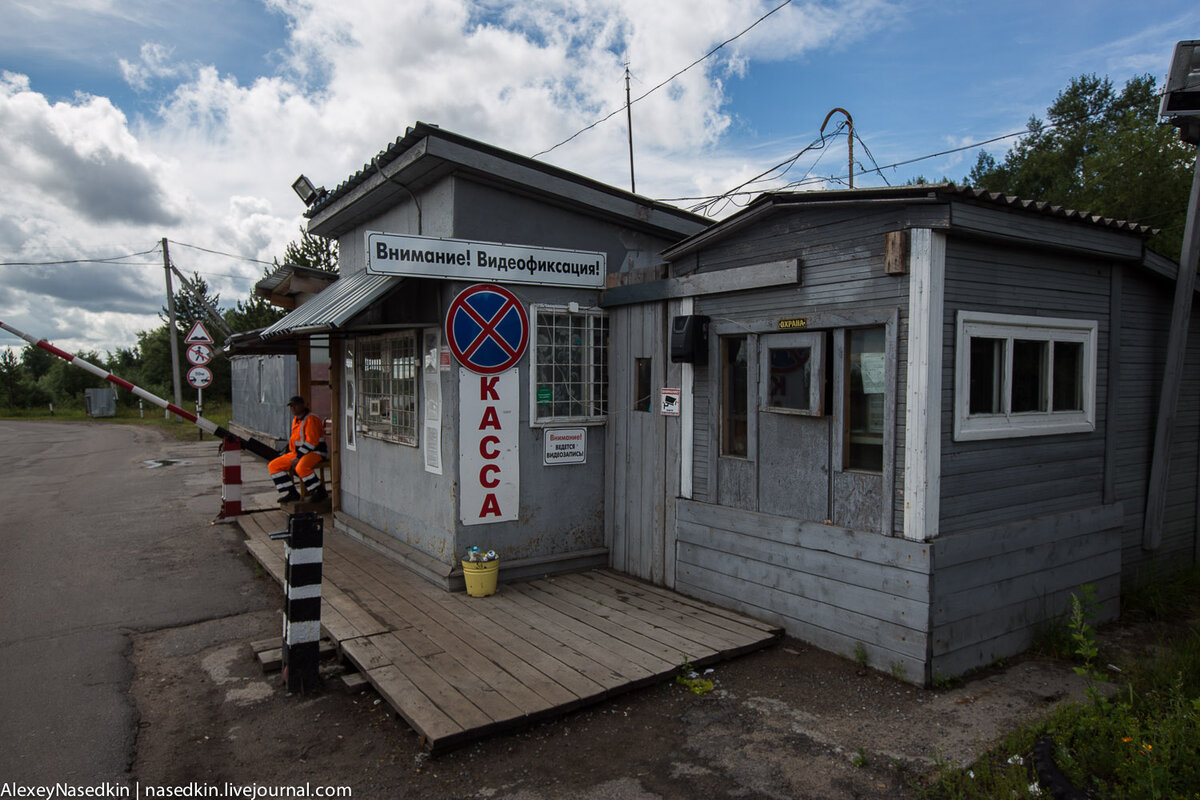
[664,85,1182,212]
[531,0,795,159]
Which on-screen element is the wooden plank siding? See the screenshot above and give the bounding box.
[675,499,931,683]
[938,237,1112,533]
[662,193,1197,684]
[606,300,669,583]
[928,504,1123,679]
[685,204,913,535]
[1114,267,1200,580]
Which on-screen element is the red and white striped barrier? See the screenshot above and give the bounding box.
[2,319,279,521]
[218,435,243,520]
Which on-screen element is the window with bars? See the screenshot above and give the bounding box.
[356,331,419,445]
[530,305,608,424]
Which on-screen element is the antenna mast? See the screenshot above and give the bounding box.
[625,64,636,194]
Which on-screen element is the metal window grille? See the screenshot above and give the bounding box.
[533,306,608,422]
[356,331,418,445]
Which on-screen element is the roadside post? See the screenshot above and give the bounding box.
[269,512,323,693]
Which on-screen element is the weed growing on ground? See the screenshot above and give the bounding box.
[916,569,1200,800]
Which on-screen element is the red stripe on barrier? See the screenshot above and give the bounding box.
[166,403,198,423]
[37,340,75,361]
[107,374,135,392]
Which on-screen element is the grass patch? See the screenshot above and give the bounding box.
[916,569,1200,800]
[0,402,233,442]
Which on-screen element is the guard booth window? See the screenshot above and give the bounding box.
[721,336,749,457]
[846,327,885,472]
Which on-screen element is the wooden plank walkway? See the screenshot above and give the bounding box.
[238,510,781,754]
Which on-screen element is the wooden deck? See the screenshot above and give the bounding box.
[238,510,781,753]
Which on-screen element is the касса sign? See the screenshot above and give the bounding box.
[367,231,605,289]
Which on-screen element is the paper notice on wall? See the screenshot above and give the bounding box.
[860,352,886,395]
[423,329,443,475]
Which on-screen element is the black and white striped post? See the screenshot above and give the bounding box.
[270,511,323,692]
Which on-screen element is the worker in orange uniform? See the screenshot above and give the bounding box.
[269,395,327,503]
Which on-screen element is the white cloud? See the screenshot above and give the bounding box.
[120,43,181,91]
[2,0,907,355]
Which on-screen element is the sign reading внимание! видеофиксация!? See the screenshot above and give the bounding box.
[365,231,605,289]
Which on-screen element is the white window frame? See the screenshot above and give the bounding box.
[528,303,609,426]
[759,331,825,416]
[355,331,419,446]
[954,311,1097,441]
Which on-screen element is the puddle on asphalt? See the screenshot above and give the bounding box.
[142,459,194,468]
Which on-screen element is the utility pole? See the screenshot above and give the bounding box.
[162,237,183,418]
[625,64,636,194]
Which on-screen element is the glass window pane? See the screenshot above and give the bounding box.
[847,327,885,472]
[968,337,1004,414]
[1012,339,1048,413]
[1052,341,1083,411]
[634,358,652,412]
[765,347,812,410]
[721,337,748,457]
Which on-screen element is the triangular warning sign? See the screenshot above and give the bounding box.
[185,320,213,344]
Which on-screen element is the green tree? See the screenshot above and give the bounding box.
[0,349,22,409]
[223,285,286,333]
[277,226,338,273]
[968,74,1196,260]
[20,343,56,380]
[39,350,107,408]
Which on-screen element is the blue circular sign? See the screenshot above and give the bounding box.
[445,284,530,374]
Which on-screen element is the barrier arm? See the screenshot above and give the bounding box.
[1,319,279,461]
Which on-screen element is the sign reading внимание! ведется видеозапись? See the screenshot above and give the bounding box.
[365,231,606,289]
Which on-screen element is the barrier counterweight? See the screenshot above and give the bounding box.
[277,512,323,692]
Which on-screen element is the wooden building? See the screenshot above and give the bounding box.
[602,184,1200,683]
[255,126,1198,685]
[258,123,708,587]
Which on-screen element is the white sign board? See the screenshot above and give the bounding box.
[459,368,519,525]
[543,428,586,465]
[185,320,213,344]
[367,231,605,289]
[660,388,681,416]
[187,365,213,389]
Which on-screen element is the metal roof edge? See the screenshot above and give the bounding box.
[662,183,1156,262]
[304,122,710,237]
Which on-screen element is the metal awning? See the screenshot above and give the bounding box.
[261,270,401,338]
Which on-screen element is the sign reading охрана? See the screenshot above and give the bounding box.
[366,231,606,289]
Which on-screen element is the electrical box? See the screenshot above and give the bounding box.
[670,315,709,364]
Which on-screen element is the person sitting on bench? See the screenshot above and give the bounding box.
[268,395,327,503]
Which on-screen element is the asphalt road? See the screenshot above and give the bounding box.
[0,421,271,787]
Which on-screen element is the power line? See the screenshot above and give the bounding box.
[532,0,795,159]
[661,87,1176,210]
[169,240,275,266]
[0,245,162,267]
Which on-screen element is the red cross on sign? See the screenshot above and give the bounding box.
[445,284,529,375]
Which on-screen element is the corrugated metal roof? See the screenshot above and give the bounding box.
[663,183,1157,261]
[260,271,400,338]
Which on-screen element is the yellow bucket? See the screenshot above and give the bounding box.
[462,559,499,597]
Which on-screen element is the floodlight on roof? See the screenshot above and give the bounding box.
[291,174,325,206]
[1160,40,1200,144]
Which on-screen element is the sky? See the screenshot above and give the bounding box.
[1,0,1197,359]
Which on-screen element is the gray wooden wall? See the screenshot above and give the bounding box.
[676,499,931,682]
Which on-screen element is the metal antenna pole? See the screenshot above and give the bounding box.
[162,237,183,417]
[626,64,636,194]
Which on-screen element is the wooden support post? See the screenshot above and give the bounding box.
[1143,155,1200,551]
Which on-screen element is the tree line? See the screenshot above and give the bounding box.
[0,229,337,413]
